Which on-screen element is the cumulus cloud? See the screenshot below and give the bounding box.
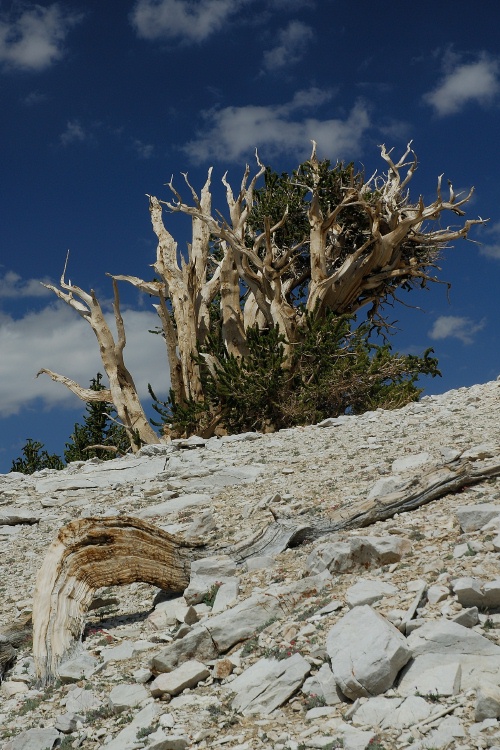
[133,139,154,159]
[130,0,246,43]
[183,90,370,163]
[0,271,53,299]
[59,119,87,145]
[423,54,500,116]
[0,302,170,418]
[262,20,314,72]
[479,221,500,260]
[0,3,82,72]
[428,315,486,345]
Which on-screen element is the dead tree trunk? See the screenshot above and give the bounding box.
[40,259,158,450]
[32,516,201,684]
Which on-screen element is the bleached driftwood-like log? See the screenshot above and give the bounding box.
[229,451,500,560]
[32,516,200,684]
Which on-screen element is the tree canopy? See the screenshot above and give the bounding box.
[37,143,484,449]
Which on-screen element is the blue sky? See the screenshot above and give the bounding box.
[1,0,499,472]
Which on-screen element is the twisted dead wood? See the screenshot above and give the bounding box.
[32,516,201,684]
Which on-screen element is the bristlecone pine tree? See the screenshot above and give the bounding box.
[38,142,485,448]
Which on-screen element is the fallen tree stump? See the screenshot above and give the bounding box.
[32,516,201,684]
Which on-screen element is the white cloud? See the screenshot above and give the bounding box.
[0,302,170,418]
[133,139,154,159]
[423,55,500,116]
[60,119,87,145]
[0,271,52,299]
[262,20,314,72]
[479,221,500,260]
[0,4,82,72]
[183,91,370,163]
[130,0,245,43]
[428,315,486,345]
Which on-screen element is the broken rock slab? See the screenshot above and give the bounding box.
[229,652,311,715]
[301,663,342,705]
[475,682,500,721]
[150,659,210,697]
[0,507,40,525]
[108,682,149,712]
[3,727,61,750]
[397,659,462,697]
[345,579,398,608]
[401,619,500,691]
[306,535,410,576]
[326,605,411,700]
[455,503,500,532]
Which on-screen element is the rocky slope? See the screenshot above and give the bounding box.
[1,377,500,750]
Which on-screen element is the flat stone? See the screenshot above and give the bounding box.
[455,503,500,532]
[64,686,102,713]
[351,695,402,726]
[302,663,342,705]
[0,507,40,525]
[408,618,500,656]
[108,682,149,712]
[58,651,97,683]
[381,695,433,729]
[147,729,190,750]
[212,578,240,613]
[4,727,61,750]
[326,605,411,699]
[151,627,217,673]
[427,584,450,605]
[476,682,500,721]
[346,579,398,608]
[150,659,210,697]
[397,659,461,697]
[306,535,410,576]
[101,641,135,662]
[1,681,29,697]
[230,652,311,715]
[54,712,82,733]
[452,606,479,628]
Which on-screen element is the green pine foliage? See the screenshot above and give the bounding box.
[10,439,64,474]
[64,373,129,462]
[149,313,440,437]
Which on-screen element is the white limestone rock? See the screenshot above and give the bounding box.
[3,727,61,750]
[455,503,500,532]
[475,682,500,722]
[407,618,500,657]
[149,659,210,697]
[108,682,149,712]
[351,695,402,726]
[229,652,311,715]
[397,659,461,697]
[345,579,398,608]
[326,605,411,699]
[301,663,342,705]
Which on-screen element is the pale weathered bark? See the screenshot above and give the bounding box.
[40,259,157,450]
[32,516,200,683]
